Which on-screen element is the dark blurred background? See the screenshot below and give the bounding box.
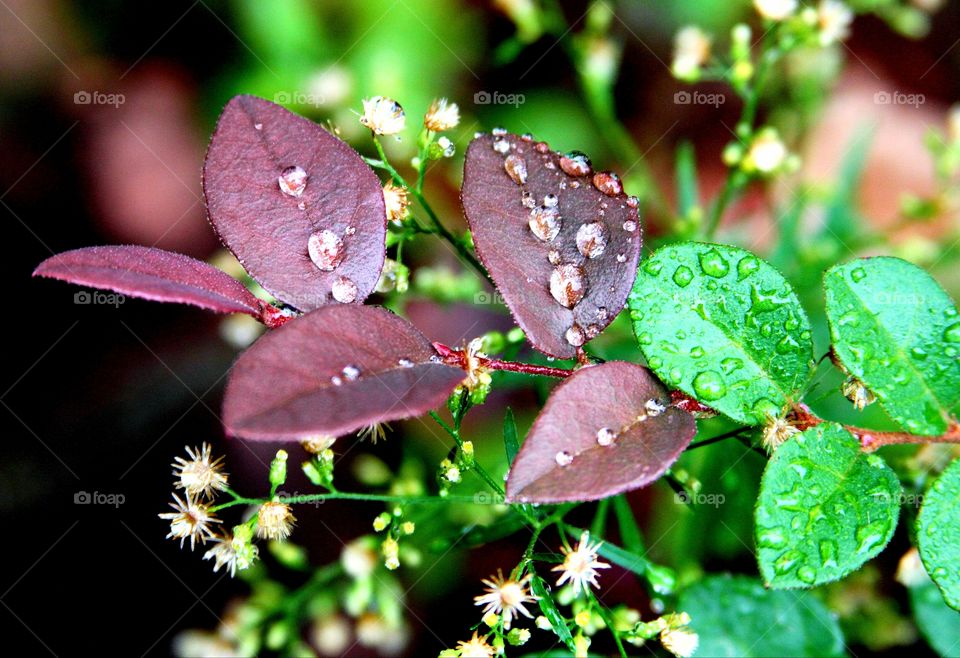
[3,0,960,655]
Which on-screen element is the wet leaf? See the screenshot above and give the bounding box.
[756,423,901,589]
[461,132,642,358]
[679,575,846,657]
[33,245,263,317]
[505,362,695,503]
[223,305,464,440]
[824,257,960,435]
[917,458,960,612]
[204,95,386,311]
[629,242,814,425]
[503,407,519,466]
[909,578,960,656]
[530,573,576,653]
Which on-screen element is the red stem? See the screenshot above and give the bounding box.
[791,403,960,452]
[432,342,576,379]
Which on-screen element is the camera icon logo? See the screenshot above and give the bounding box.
[673,90,691,105]
[74,290,91,304]
[74,491,91,504]
[74,90,92,104]
[474,90,492,105]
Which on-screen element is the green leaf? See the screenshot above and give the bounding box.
[679,574,846,657]
[909,579,960,656]
[824,256,960,435]
[629,242,814,425]
[755,423,901,588]
[917,458,960,612]
[503,407,520,466]
[530,573,576,652]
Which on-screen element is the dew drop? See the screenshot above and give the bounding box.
[644,260,663,276]
[330,375,342,386]
[254,122,263,130]
[492,138,511,155]
[698,248,730,278]
[342,365,361,381]
[529,206,561,241]
[592,171,622,196]
[491,126,507,136]
[622,220,637,232]
[565,323,586,346]
[520,132,533,141]
[796,566,817,584]
[521,191,536,209]
[547,249,561,265]
[278,165,308,197]
[555,451,573,466]
[331,276,358,303]
[543,193,559,208]
[625,196,639,208]
[944,322,960,343]
[692,370,726,401]
[596,427,617,446]
[503,154,527,184]
[535,141,550,154]
[550,264,586,308]
[616,253,626,263]
[672,266,694,288]
[398,358,414,368]
[559,151,592,177]
[851,267,867,282]
[307,229,345,271]
[297,201,306,211]
[576,222,607,259]
[737,256,760,281]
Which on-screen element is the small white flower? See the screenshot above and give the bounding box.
[159,493,220,550]
[818,0,853,45]
[437,135,455,157]
[754,0,798,20]
[424,97,460,132]
[661,626,700,658]
[202,531,257,577]
[762,414,800,452]
[342,537,378,578]
[171,443,228,499]
[672,26,711,81]
[552,531,611,595]
[744,129,789,174]
[359,96,406,135]
[474,570,538,629]
[300,434,336,454]
[382,182,410,225]
[456,631,496,658]
[842,376,876,410]
[256,501,296,540]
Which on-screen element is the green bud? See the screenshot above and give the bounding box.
[269,449,288,489]
[507,627,532,646]
[265,620,293,650]
[268,540,308,570]
[506,327,526,343]
[646,563,678,596]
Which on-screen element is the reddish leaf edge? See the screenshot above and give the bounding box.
[33,245,294,328]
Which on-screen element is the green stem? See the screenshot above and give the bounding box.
[371,138,491,283]
[429,411,506,496]
[210,491,476,512]
[587,588,628,658]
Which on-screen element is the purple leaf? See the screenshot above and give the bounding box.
[203,95,386,311]
[505,362,695,503]
[223,305,466,441]
[461,133,642,358]
[33,245,264,317]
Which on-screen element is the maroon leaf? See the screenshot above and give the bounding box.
[505,362,695,503]
[461,133,642,358]
[203,95,386,311]
[33,245,265,317]
[223,305,465,441]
